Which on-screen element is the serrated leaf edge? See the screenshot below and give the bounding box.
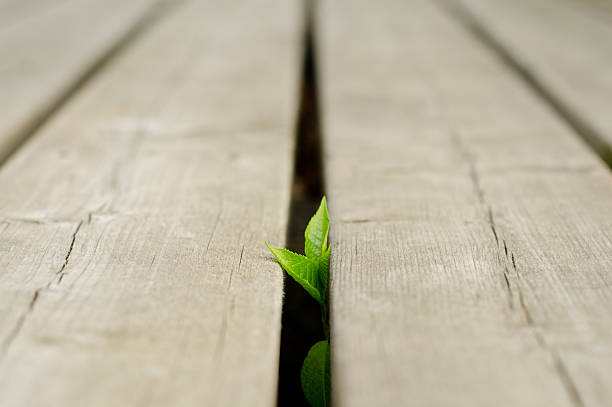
[305,196,329,261]
[266,242,323,304]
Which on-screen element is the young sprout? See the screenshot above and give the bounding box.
[266,196,331,407]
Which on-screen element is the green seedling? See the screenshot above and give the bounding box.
[266,196,331,407]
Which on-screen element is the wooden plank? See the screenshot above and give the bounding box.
[317,0,612,406]
[0,0,73,30]
[0,0,160,164]
[0,0,302,405]
[452,0,612,161]
[0,0,60,29]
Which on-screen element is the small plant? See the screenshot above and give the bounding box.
[266,196,331,407]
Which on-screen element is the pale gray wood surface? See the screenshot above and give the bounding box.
[0,0,302,405]
[453,0,612,162]
[0,0,160,164]
[0,0,68,30]
[317,0,612,406]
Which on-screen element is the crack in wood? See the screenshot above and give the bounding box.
[1,212,92,357]
[228,246,244,291]
[451,131,585,407]
[56,220,84,284]
[1,289,41,358]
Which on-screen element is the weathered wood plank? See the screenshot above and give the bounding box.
[453,0,612,161]
[317,0,612,406]
[0,0,160,164]
[0,0,61,29]
[0,0,79,30]
[0,0,302,405]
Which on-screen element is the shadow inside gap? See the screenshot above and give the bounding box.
[277,1,326,405]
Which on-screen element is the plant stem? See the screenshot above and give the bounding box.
[320,303,329,340]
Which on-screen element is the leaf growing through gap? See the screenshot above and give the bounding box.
[319,245,330,296]
[301,340,331,407]
[265,243,323,304]
[265,196,331,407]
[305,196,329,261]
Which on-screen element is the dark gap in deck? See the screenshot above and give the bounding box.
[438,0,612,168]
[0,0,177,168]
[277,1,325,406]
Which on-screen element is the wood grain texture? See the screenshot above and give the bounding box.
[0,0,302,405]
[0,0,160,164]
[316,0,612,406]
[452,0,612,161]
[0,0,68,30]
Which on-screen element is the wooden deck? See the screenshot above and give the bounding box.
[1,0,612,406]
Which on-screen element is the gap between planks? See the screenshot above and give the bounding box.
[438,0,612,167]
[0,0,176,167]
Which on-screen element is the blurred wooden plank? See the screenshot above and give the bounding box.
[453,0,612,162]
[317,0,612,405]
[0,0,303,405]
[0,0,160,164]
[0,0,63,29]
[0,0,76,30]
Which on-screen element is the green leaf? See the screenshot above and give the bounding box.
[266,243,323,304]
[319,245,330,295]
[305,197,329,261]
[301,340,331,407]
